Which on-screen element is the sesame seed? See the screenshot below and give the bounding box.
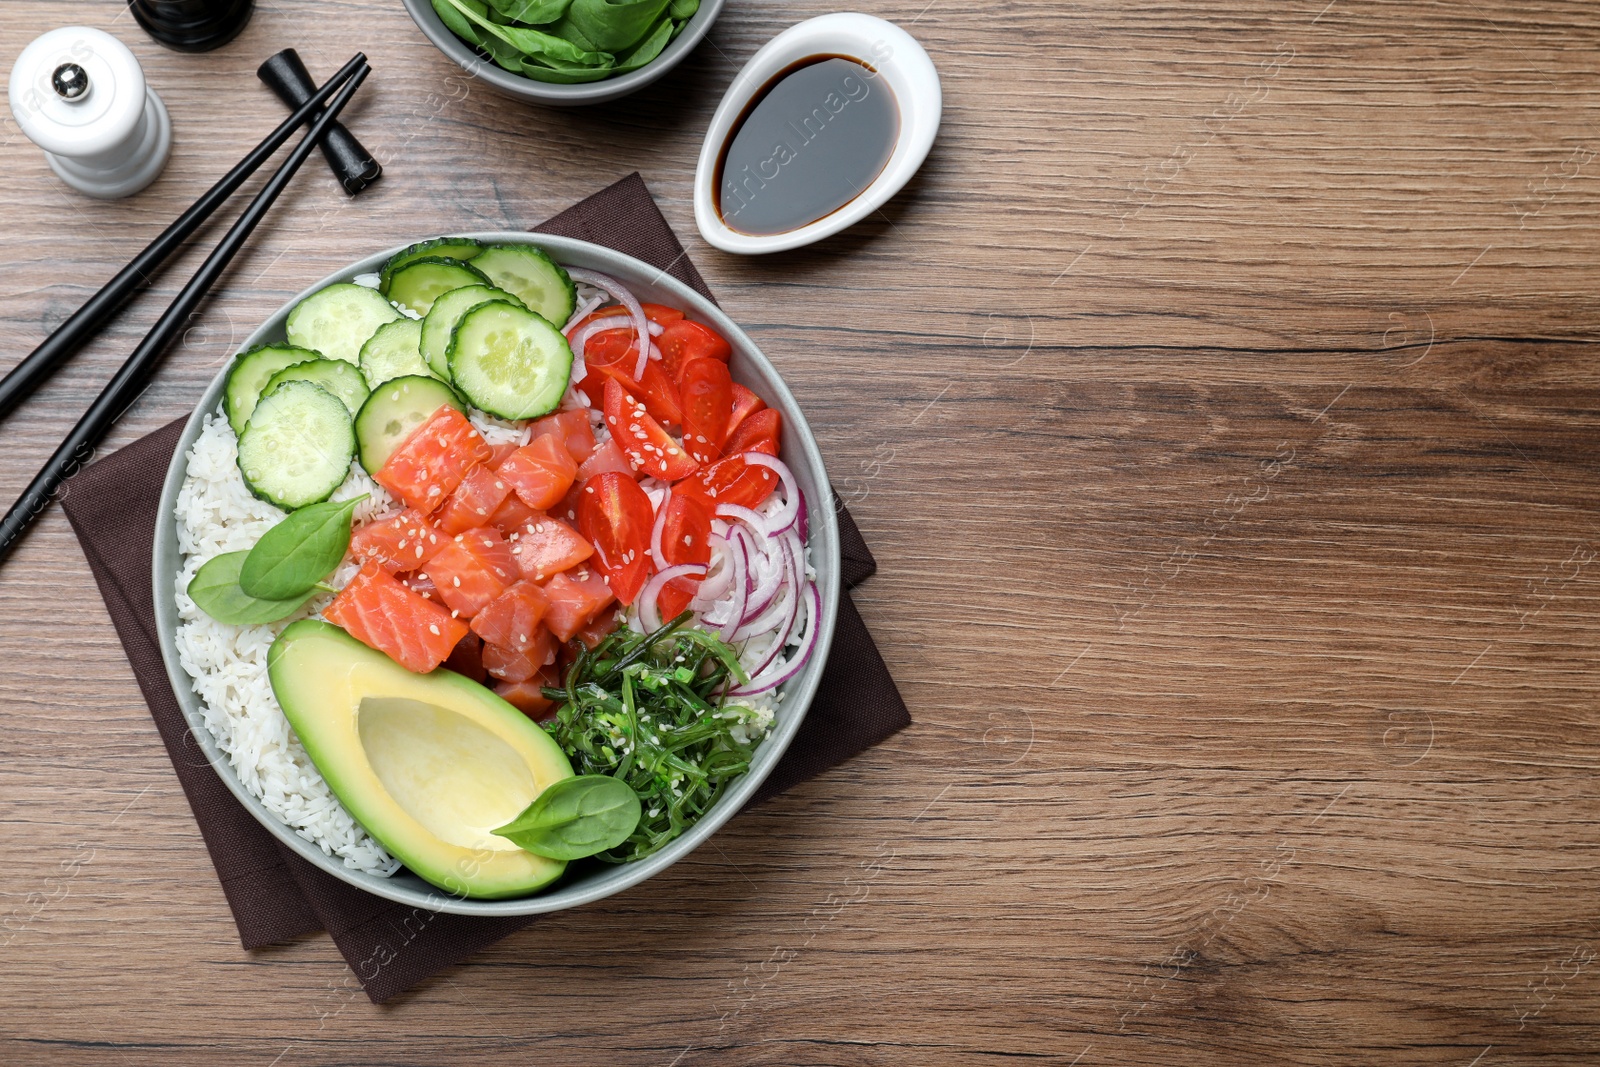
[398,539,408,549]
[451,610,459,618]
[429,624,440,635]
[453,576,461,587]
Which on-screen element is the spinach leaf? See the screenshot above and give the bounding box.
[239,496,364,601]
[668,0,697,20]
[439,0,613,66]
[188,551,317,626]
[433,0,486,45]
[485,0,571,24]
[610,14,673,75]
[493,775,642,860]
[567,0,670,51]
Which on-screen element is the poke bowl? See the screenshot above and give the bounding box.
[152,233,838,917]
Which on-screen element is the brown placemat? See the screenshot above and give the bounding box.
[60,173,909,1004]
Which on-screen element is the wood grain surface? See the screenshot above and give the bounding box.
[4,0,1600,1063]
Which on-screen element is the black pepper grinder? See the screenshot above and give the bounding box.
[258,49,382,195]
[128,0,254,52]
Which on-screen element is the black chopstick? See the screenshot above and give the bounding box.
[0,52,369,427]
[0,63,372,567]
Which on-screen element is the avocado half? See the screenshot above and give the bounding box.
[266,620,573,899]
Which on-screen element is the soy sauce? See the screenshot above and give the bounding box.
[715,56,899,237]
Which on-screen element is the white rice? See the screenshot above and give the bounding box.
[173,411,401,876]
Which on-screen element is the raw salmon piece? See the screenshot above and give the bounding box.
[530,409,597,464]
[471,581,550,652]
[483,628,557,683]
[542,567,616,643]
[489,493,540,538]
[509,513,593,581]
[574,610,622,649]
[487,440,522,468]
[494,664,561,718]
[436,463,513,535]
[445,630,486,683]
[424,529,517,618]
[499,434,579,511]
[323,561,467,673]
[350,508,446,573]
[373,406,492,513]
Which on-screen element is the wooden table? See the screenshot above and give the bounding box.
[4,0,1599,1062]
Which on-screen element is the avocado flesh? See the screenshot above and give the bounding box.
[267,620,572,899]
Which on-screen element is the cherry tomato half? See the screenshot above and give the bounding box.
[673,453,777,511]
[724,407,781,457]
[584,328,684,426]
[659,319,732,382]
[602,379,698,482]
[576,471,654,605]
[679,357,735,465]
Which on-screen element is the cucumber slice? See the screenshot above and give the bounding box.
[285,283,401,366]
[237,380,356,510]
[262,357,371,417]
[358,318,434,388]
[378,237,484,293]
[419,284,526,381]
[469,245,576,328]
[447,301,573,421]
[354,374,468,475]
[385,257,493,316]
[223,343,321,435]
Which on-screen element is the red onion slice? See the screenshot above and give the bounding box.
[565,268,650,381]
[561,293,604,333]
[715,503,770,550]
[730,582,821,696]
[693,532,734,603]
[739,527,795,622]
[718,533,748,642]
[649,497,671,570]
[638,563,706,633]
[743,453,799,532]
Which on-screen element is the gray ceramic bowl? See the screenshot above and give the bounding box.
[400,0,726,106]
[153,233,839,917]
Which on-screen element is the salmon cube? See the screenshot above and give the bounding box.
[499,434,579,511]
[494,669,560,720]
[530,409,597,464]
[401,571,438,601]
[350,508,446,573]
[542,567,616,643]
[435,463,513,535]
[470,581,550,652]
[574,610,623,649]
[509,513,593,581]
[323,561,468,673]
[489,493,539,538]
[487,439,522,468]
[483,628,557,684]
[424,527,518,618]
[373,405,492,513]
[445,631,486,683]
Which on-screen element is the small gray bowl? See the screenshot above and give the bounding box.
[152,233,838,917]
[400,0,727,106]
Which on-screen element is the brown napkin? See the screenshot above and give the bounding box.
[59,173,909,1004]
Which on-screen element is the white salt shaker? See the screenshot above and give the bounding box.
[8,27,172,199]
